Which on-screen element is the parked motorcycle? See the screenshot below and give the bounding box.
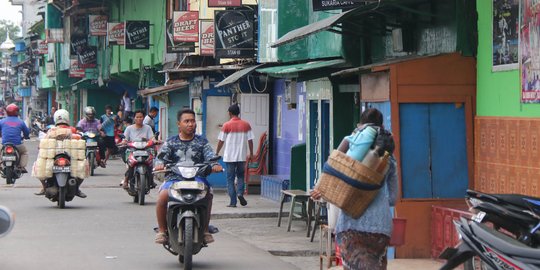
[30,116,44,137]
[154,156,221,270]
[439,192,540,270]
[44,153,79,209]
[0,206,14,238]
[0,143,23,184]
[124,139,157,205]
[81,131,101,176]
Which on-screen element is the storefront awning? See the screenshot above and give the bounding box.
[159,65,246,74]
[257,59,346,78]
[138,81,189,97]
[331,54,438,77]
[216,64,265,88]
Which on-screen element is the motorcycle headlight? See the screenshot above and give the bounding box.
[169,189,207,202]
[87,133,96,138]
[178,166,197,179]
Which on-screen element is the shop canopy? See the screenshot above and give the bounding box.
[215,64,265,88]
[256,59,346,78]
[138,81,189,97]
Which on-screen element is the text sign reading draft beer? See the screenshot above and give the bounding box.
[173,11,199,42]
[125,21,150,49]
[166,20,195,53]
[200,20,215,56]
[214,10,255,58]
[108,22,125,45]
[88,15,108,36]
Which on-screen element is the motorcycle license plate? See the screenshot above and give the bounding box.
[472,211,486,223]
[86,142,98,147]
[52,166,70,173]
[173,181,204,190]
[2,156,16,161]
[133,150,149,156]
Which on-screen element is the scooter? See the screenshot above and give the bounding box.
[124,139,157,205]
[439,195,540,270]
[154,156,221,270]
[81,131,101,176]
[44,153,79,209]
[0,206,14,238]
[0,143,23,184]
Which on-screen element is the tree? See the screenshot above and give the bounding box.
[0,20,21,42]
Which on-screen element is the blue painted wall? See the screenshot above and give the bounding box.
[272,80,306,176]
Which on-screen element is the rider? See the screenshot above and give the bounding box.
[76,106,106,168]
[100,105,119,165]
[0,104,30,174]
[35,109,87,198]
[121,110,156,191]
[153,109,222,245]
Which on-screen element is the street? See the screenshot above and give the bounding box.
[0,140,300,270]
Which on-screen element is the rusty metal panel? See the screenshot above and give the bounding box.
[360,71,390,102]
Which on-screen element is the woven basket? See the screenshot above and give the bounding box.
[316,150,385,218]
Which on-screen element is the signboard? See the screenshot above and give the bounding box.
[166,20,195,53]
[208,0,242,7]
[78,46,97,68]
[493,0,518,71]
[107,22,125,45]
[69,57,85,78]
[214,10,255,58]
[125,20,150,49]
[36,40,48,55]
[520,0,540,102]
[200,20,215,56]
[312,0,363,11]
[173,11,199,42]
[46,29,64,43]
[89,15,108,36]
[70,35,88,56]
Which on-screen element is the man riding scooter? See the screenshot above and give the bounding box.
[76,106,106,168]
[0,104,30,174]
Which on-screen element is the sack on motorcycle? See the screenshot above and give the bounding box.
[316,150,384,219]
[31,158,52,179]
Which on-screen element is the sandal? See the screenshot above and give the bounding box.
[204,232,214,244]
[155,232,168,244]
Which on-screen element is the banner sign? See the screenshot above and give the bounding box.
[200,20,215,56]
[208,0,242,7]
[493,0,518,71]
[214,10,255,58]
[173,11,199,42]
[89,15,108,36]
[70,35,88,56]
[520,0,540,102]
[78,46,97,68]
[36,40,48,55]
[312,0,363,11]
[107,22,125,45]
[166,20,195,53]
[69,57,85,78]
[125,21,150,49]
[46,29,64,43]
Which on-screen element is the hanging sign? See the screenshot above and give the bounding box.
[70,34,88,56]
[173,11,199,42]
[107,22,125,45]
[200,20,215,56]
[89,15,108,36]
[208,0,242,7]
[214,10,255,58]
[36,40,48,55]
[78,46,97,68]
[166,20,195,53]
[312,0,363,11]
[46,29,64,43]
[69,57,85,78]
[125,20,150,49]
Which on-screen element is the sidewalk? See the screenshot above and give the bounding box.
[210,190,443,270]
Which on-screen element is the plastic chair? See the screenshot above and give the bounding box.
[244,132,268,194]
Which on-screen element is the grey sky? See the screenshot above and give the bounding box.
[0,1,22,25]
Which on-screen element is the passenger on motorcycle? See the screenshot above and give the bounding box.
[0,104,30,174]
[35,109,87,198]
[120,110,157,191]
[153,109,223,245]
[100,105,119,164]
[76,106,106,168]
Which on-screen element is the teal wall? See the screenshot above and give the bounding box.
[476,0,540,117]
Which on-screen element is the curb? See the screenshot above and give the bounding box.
[268,250,320,257]
[212,212,284,219]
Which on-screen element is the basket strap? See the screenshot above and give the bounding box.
[323,163,383,191]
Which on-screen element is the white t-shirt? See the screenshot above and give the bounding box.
[218,117,254,162]
[122,96,132,112]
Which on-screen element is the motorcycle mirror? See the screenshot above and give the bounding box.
[0,206,14,238]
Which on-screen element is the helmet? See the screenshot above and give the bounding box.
[6,104,19,116]
[84,106,96,120]
[54,109,70,125]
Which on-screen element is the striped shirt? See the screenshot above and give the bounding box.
[218,117,254,162]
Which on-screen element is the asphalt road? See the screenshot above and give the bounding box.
[0,140,299,270]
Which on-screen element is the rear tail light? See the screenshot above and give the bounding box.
[54,157,70,166]
[5,146,14,154]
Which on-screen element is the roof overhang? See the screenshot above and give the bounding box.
[215,64,266,88]
[138,81,189,97]
[331,54,440,77]
[257,59,347,78]
[160,65,247,74]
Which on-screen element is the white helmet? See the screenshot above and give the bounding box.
[84,106,96,120]
[54,109,70,125]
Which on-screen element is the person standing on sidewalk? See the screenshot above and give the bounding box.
[216,104,254,207]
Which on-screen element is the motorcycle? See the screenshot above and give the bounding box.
[31,116,44,137]
[44,153,79,209]
[81,131,101,176]
[0,206,14,238]
[154,156,221,270]
[124,139,157,205]
[439,193,540,270]
[0,143,23,184]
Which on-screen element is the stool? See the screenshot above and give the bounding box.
[319,224,337,270]
[277,189,311,232]
[309,199,327,241]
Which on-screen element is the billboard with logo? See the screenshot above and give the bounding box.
[125,21,150,49]
[89,15,108,36]
[108,22,125,45]
[214,10,255,58]
[200,20,215,56]
[173,11,199,43]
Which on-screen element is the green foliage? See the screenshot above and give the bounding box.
[0,20,21,42]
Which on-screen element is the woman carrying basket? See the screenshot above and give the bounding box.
[311,108,398,270]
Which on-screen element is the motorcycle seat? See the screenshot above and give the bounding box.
[470,222,540,258]
[467,189,540,210]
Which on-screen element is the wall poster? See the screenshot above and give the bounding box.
[520,0,540,102]
[493,0,519,71]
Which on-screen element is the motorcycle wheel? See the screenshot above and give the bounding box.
[137,172,146,205]
[181,217,193,270]
[5,166,13,185]
[58,186,66,209]
[464,256,494,270]
[89,152,95,176]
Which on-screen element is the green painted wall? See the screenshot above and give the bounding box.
[109,0,165,74]
[477,0,540,117]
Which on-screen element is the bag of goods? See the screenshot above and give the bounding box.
[70,160,79,179]
[75,140,86,150]
[31,158,47,179]
[55,140,64,150]
[47,149,56,159]
[63,139,72,149]
[44,158,54,178]
[77,149,87,160]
